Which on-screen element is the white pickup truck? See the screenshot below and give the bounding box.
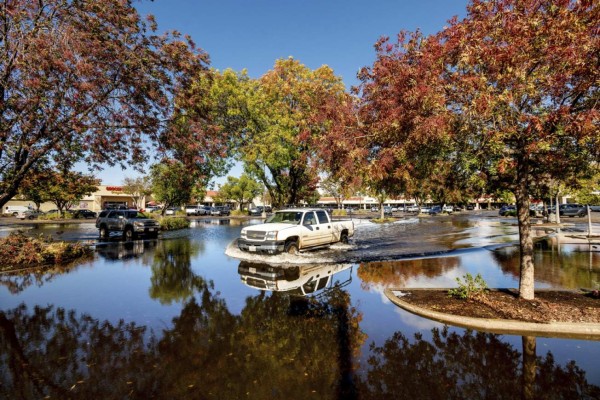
[238,208,354,254]
[238,262,353,295]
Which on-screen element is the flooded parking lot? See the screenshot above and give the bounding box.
[1,212,599,398]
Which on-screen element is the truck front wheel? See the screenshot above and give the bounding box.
[99,225,109,239]
[284,240,299,255]
[123,226,135,241]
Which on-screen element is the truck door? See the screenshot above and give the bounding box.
[300,211,321,247]
[315,210,334,245]
[108,211,124,230]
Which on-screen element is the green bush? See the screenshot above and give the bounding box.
[157,216,189,231]
[39,211,74,220]
[332,209,347,217]
[0,231,91,269]
[230,210,246,217]
[371,217,396,223]
[448,273,488,300]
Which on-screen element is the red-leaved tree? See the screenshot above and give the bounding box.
[0,0,215,208]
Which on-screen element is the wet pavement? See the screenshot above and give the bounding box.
[1,211,599,398]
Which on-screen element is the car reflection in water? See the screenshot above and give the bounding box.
[96,239,157,261]
[238,262,353,297]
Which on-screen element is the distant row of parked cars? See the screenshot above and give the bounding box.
[499,203,595,218]
[183,205,231,216]
[13,208,98,220]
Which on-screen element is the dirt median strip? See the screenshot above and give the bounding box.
[385,288,600,341]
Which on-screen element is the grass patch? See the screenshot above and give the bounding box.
[370,217,396,223]
[0,231,92,270]
[230,210,246,217]
[39,211,74,220]
[332,209,348,217]
[155,216,189,231]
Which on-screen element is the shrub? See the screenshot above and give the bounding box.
[332,209,347,217]
[157,216,189,231]
[0,231,92,270]
[448,273,488,300]
[230,210,245,217]
[39,211,74,220]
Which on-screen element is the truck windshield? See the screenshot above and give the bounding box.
[266,211,302,224]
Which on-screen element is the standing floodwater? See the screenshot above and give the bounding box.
[1,213,599,398]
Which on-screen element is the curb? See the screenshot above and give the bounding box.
[384,288,600,341]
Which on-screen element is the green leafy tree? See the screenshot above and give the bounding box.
[195,60,348,207]
[149,239,204,305]
[573,170,600,206]
[216,174,262,210]
[121,176,153,210]
[37,170,99,215]
[150,160,199,216]
[17,162,52,211]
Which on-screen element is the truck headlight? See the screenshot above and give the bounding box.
[240,230,247,239]
[265,231,278,240]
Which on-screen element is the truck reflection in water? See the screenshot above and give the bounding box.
[96,239,157,261]
[238,262,353,296]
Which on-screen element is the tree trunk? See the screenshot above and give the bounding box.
[522,336,537,400]
[515,170,535,300]
[555,193,561,224]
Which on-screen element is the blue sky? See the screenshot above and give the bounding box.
[92,0,468,186]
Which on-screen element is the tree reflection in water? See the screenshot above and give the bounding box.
[360,328,600,399]
[0,286,365,399]
[358,258,460,290]
[493,240,600,289]
[149,238,205,305]
[2,296,598,399]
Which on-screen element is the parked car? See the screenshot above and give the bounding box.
[72,209,97,219]
[420,206,431,214]
[211,206,231,216]
[185,205,207,216]
[4,205,33,216]
[16,210,45,220]
[248,206,264,216]
[429,205,442,215]
[165,207,178,216]
[383,206,393,216]
[442,205,454,213]
[499,205,516,216]
[406,205,419,213]
[559,203,588,218]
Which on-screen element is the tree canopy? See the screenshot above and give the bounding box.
[215,173,262,210]
[190,59,350,207]
[150,160,199,215]
[0,0,215,208]
[323,0,599,300]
